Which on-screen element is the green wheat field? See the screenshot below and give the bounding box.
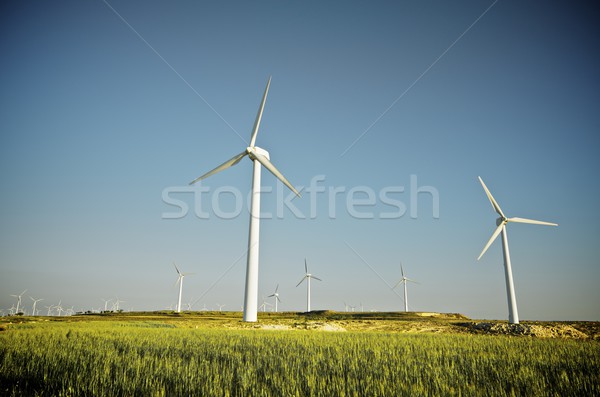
[1,312,598,396]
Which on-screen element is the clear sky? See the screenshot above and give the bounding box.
[1,1,598,320]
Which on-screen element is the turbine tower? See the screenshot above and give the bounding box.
[189,77,300,322]
[296,259,322,312]
[477,176,558,324]
[393,264,418,312]
[267,284,281,312]
[173,263,194,313]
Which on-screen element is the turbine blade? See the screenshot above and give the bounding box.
[173,262,181,275]
[249,76,271,147]
[189,151,248,185]
[393,280,402,289]
[508,217,558,227]
[275,284,279,293]
[312,276,322,282]
[478,223,504,260]
[173,275,183,288]
[296,276,307,287]
[401,264,405,277]
[252,152,301,197]
[276,296,281,302]
[305,259,308,274]
[478,176,505,218]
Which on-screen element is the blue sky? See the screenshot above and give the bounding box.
[1,1,598,320]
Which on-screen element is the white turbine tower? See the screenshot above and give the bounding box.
[267,284,281,312]
[189,77,300,322]
[30,297,43,316]
[393,264,418,312]
[10,290,27,314]
[477,176,558,324]
[173,263,194,313]
[296,259,322,312]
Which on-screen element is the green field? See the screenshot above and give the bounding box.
[1,312,598,396]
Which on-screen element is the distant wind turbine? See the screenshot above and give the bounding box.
[216,303,226,312]
[173,263,194,313]
[477,176,557,324]
[100,298,112,312]
[10,290,27,314]
[267,284,281,312]
[189,77,301,322]
[296,259,322,312]
[30,297,43,316]
[55,301,64,316]
[393,264,419,312]
[259,298,272,312]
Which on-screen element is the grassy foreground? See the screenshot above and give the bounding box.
[0,312,598,396]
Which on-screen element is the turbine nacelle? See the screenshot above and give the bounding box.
[246,146,269,160]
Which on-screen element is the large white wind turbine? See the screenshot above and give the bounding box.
[10,290,27,314]
[393,264,418,312]
[173,263,194,313]
[296,259,322,312]
[30,297,44,316]
[267,284,281,312]
[477,176,558,324]
[189,77,300,322]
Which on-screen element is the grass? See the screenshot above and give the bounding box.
[1,312,598,396]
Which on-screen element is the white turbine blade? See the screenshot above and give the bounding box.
[406,278,420,284]
[304,259,308,274]
[267,293,275,298]
[296,276,307,287]
[189,151,248,185]
[401,264,405,278]
[252,152,301,197]
[249,76,271,147]
[276,296,281,302]
[173,262,181,275]
[393,280,402,289]
[478,176,505,218]
[173,275,183,288]
[508,217,558,227]
[478,223,504,260]
[312,276,322,282]
[275,284,279,293]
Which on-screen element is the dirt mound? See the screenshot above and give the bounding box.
[466,322,589,339]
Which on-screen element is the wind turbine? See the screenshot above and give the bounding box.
[55,301,64,316]
[267,284,281,312]
[216,303,226,312]
[10,290,27,314]
[259,298,272,312]
[173,263,194,313]
[477,176,558,324]
[30,297,43,316]
[189,77,300,322]
[393,264,418,312]
[296,259,322,312]
[100,298,112,312]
